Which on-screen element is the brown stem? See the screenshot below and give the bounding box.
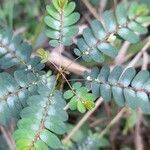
[81,0,101,21]
[0,125,16,150]
[48,51,89,75]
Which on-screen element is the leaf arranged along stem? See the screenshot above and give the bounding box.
[84,65,150,114]
[0,27,68,149]
[0,28,33,69]
[74,2,150,63]
[45,0,80,47]
[0,67,53,126]
[0,1,150,150]
[64,82,96,113]
[13,73,68,150]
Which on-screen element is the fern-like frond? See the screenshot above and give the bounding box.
[45,0,80,47]
[74,2,150,63]
[0,68,42,126]
[84,65,150,114]
[64,82,96,113]
[0,57,48,126]
[14,74,68,150]
[0,72,38,126]
[0,28,33,69]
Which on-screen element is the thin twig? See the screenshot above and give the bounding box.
[46,51,89,75]
[14,27,27,36]
[135,109,143,150]
[62,98,103,144]
[81,0,100,21]
[142,52,149,70]
[98,0,107,17]
[135,51,149,150]
[127,37,150,68]
[0,125,16,150]
[98,107,127,138]
[115,41,130,65]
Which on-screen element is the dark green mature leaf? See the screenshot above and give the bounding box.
[45,0,80,47]
[0,60,48,127]
[0,28,33,69]
[0,71,38,126]
[74,2,150,62]
[85,66,150,114]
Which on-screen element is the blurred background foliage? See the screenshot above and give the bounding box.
[0,0,150,150]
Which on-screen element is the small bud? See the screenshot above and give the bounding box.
[87,76,92,81]
[58,0,68,9]
[85,51,89,55]
[37,48,49,63]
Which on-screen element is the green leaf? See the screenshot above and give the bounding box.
[14,77,68,149]
[128,2,139,19]
[45,0,80,47]
[119,68,136,87]
[102,10,117,32]
[74,2,149,62]
[131,70,149,88]
[112,86,125,106]
[128,21,148,34]
[118,28,140,43]
[97,43,118,58]
[116,3,127,25]
[44,16,60,30]
[37,48,49,63]
[72,82,82,89]
[45,116,66,134]
[69,96,78,110]
[35,140,49,150]
[65,83,96,113]
[136,16,150,23]
[0,72,39,126]
[64,90,74,99]
[108,66,123,84]
[0,28,33,69]
[136,4,149,16]
[136,92,150,114]
[40,129,62,149]
[100,84,112,102]
[83,100,95,110]
[90,19,106,40]
[77,101,86,113]
[85,66,150,114]
[64,12,80,26]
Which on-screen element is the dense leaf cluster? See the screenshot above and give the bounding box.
[85,65,150,114]
[74,2,150,62]
[45,0,80,47]
[0,0,150,150]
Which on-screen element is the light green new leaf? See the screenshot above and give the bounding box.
[45,0,80,47]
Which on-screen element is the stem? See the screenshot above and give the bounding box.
[48,51,88,75]
[58,7,64,70]
[98,107,126,138]
[0,125,16,150]
[81,0,100,21]
[142,52,149,70]
[135,109,143,150]
[127,37,150,68]
[115,41,130,65]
